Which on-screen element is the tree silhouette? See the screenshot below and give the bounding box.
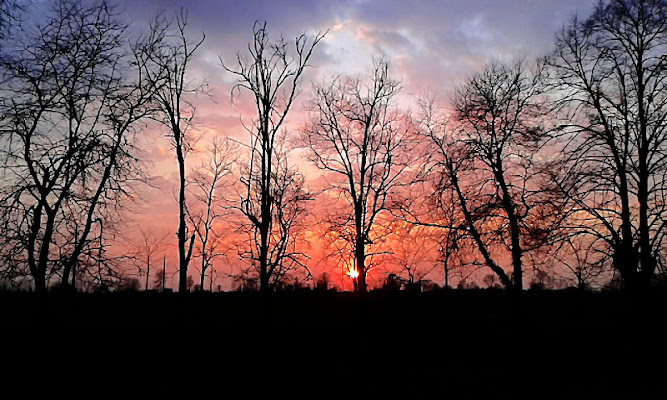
[140,9,205,293]
[231,139,312,290]
[222,21,325,293]
[419,60,555,292]
[554,235,610,291]
[301,60,414,292]
[546,0,667,291]
[387,222,439,289]
[128,227,170,291]
[187,136,236,291]
[0,0,158,292]
[395,96,465,289]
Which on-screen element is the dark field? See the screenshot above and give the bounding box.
[2,289,665,398]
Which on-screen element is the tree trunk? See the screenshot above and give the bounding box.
[259,183,270,293]
[145,255,150,291]
[637,86,655,289]
[71,261,76,291]
[176,134,189,293]
[200,260,206,291]
[259,131,272,294]
[495,161,523,291]
[355,235,367,293]
[451,165,513,289]
[37,209,57,292]
[62,265,72,288]
[616,169,642,291]
[162,256,166,292]
[443,249,450,289]
[259,224,270,294]
[33,273,46,294]
[353,197,367,293]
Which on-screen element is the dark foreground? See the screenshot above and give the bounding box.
[1,289,665,398]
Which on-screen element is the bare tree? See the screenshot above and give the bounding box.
[232,141,312,290]
[128,227,170,291]
[0,0,157,292]
[554,235,610,290]
[387,222,439,290]
[394,97,465,289]
[419,60,556,292]
[546,0,667,291]
[301,60,415,292]
[141,9,205,293]
[222,21,325,293]
[187,136,235,291]
[434,188,463,290]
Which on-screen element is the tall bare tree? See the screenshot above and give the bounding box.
[0,0,157,292]
[394,95,465,289]
[301,60,414,292]
[232,137,312,290]
[142,9,205,293]
[187,136,235,291]
[419,60,556,292]
[546,0,667,290]
[432,185,465,289]
[222,21,324,293]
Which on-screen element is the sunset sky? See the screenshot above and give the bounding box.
[113,0,598,290]
[4,4,663,396]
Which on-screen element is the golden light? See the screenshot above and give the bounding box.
[348,268,359,279]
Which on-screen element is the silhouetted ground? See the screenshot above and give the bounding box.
[1,289,665,398]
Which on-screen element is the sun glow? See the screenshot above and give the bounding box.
[348,268,359,279]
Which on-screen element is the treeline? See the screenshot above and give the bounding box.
[1,0,666,294]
